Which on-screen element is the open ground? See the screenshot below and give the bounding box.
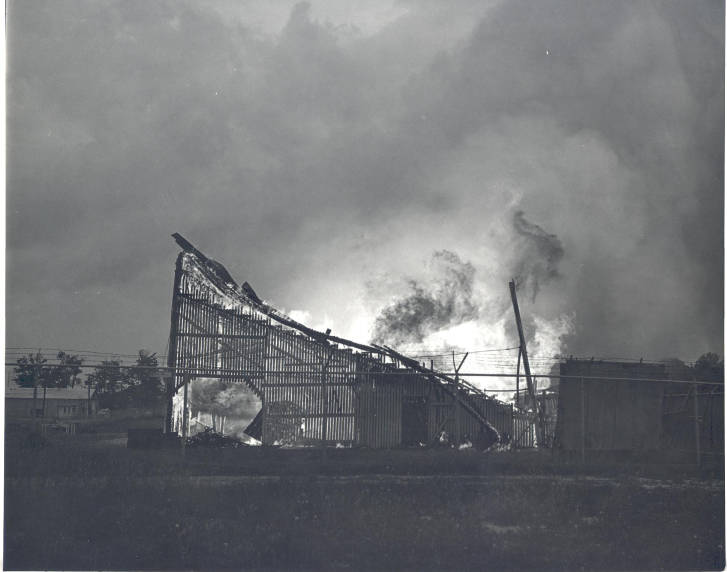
[4,431,724,571]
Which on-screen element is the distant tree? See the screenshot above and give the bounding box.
[127,351,164,405]
[14,352,87,388]
[694,353,724,383]
[47,351,84,388]
[191,378,224,429]
[13,351,83,418]
[14,351,49,389]
[663,358,692,381]
[87,360,128,394]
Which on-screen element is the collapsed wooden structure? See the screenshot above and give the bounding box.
[165,234,512,448]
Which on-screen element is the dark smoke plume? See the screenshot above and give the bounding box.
[512,210,564,302]
[372,250,478,346]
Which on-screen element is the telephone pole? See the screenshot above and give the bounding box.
[508,280,543,444]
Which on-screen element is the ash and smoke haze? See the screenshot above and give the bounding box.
[511,210,565,302]
[372,250,478,346]
[6,0,724,372]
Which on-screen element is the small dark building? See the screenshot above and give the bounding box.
[554,358,724,456]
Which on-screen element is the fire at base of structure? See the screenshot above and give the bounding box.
[166,234,509,449]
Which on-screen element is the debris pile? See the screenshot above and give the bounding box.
[185,428,247,449]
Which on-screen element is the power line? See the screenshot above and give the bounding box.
[5,348,168,362]
[6,347,166,357]
[4,362,723,385]
[410,346,520,358]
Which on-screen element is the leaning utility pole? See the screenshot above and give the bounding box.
[452,352,469,444]
[508,280,543,444]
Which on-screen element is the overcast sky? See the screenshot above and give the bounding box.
[7,0,724,369]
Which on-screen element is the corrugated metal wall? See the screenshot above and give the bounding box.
[555,360,667,451]
[355,375,403,448]
[262,326,357,445]
[662,382,724,452]
[354,368,511,448]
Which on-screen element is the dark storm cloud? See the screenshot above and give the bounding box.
[6,0,723,362]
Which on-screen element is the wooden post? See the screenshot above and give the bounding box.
[321,348,334,459]
[452,352,469,444]
[165,254,184,434]
[32,351,41,428]
[181,373,190,456]
[515,348,521,409]
[580,376,585,464]
[509,281,541,444]
[32,384,38,427]
[694,383,701,467]
[163,376,174,433]
[537,385,548,446]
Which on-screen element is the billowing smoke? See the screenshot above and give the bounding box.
[372,250,478,346]
[511,210,564,302]
[6,1,721,366]
[189,378,261,438]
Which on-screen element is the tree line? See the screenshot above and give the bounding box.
[13,350,165,408]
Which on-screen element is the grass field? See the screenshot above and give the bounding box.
[4,433,725,571]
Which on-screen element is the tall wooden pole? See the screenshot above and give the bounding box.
[165,255,184,434]
[321,348,334,451]
[516,349,521,409]
[181,373,190,456]
[452,352,468,444]
[693,383,701,467]
[509,280,542,444]
[580,376,586,464]
[32,350,41,429]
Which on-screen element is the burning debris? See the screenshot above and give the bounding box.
[186,427,247,449]
[511,210,564,302]
[186,378,261,436]
[372,250,479,346]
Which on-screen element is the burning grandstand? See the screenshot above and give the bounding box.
[166,234,513,449]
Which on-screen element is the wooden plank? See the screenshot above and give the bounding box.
[176,332,265,340]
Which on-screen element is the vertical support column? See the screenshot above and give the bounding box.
[509,281,541,444]
[694,383,701,467]
[537,384,547,447]
[453,352,460,444]
[321,347,333,455]
[321,347,334,464]
[452,352,468,445]
[163,375,174,433]
[580,376,586,464]
[165,254,184,434]
[516,349,521,409]
[181,373,190,456]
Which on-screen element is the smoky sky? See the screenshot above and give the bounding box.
[512,210,565,303]
[373,250,478,346]
[6,0,724,364]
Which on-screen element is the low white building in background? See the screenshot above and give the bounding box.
[5,386,98,421]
